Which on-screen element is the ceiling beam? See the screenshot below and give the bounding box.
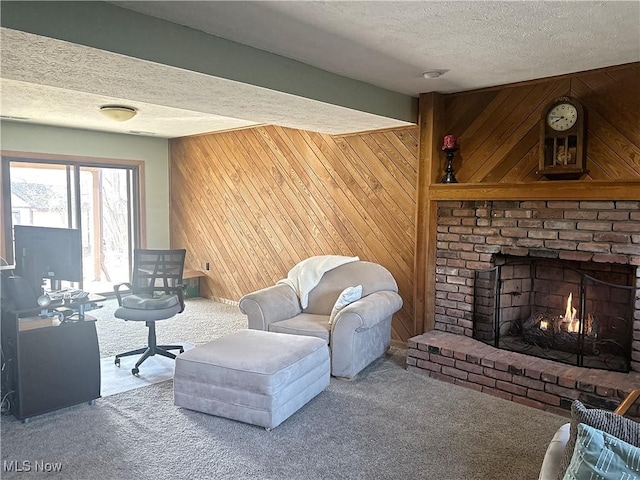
[1,1,417,124]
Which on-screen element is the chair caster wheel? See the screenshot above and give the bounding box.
[132,368,139,376]
[115,358,121,367]
[180,348,184,354]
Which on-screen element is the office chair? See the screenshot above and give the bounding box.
[113,249,187,375]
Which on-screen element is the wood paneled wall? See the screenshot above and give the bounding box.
[415,62,640,335]
[170,63,639,343]
[444,63,640,183]
[170,125,418,342]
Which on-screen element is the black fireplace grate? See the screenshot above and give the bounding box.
[473,258,634,373]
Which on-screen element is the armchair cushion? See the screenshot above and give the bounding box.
[328,285,362,325]
[562,423,640,480]
[268,313,330,343]
[277,255,359,309]
[304,261,398,314]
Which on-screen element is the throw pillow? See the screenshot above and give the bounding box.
[328,285,363,325]
[557,400,640,480]
[562,423,640,480]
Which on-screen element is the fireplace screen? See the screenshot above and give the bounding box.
[473,258,634,373]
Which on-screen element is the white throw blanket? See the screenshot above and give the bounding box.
[277,255,359,309]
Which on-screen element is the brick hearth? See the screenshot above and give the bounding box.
[407,331,640,418]
[408,200,640,414]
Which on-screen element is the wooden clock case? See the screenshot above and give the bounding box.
[538,96,587,180]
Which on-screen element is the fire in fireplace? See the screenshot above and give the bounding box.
[522,292,597,354]
[473,256,634,373]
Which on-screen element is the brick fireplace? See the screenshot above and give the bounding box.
[407,200,640,415]
[474,255,634,373]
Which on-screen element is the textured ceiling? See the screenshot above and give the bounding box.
[2,1,639,138]
[112,1,640,95]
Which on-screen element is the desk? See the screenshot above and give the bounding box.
[183,269,205,298]
[0,296,103,422]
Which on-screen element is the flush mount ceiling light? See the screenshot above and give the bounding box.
[1,115,31,121]
[99,105,137,122]
[422,70,445,79]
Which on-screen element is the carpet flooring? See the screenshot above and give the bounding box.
[1,298,566,479]
[92,297,248,358]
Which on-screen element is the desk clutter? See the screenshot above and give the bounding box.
[13,290,105,332]
[38,288,90,306]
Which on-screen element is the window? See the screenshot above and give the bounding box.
[1,155,142,294]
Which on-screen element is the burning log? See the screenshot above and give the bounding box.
[522,312,561,334]
[522,310,597,354]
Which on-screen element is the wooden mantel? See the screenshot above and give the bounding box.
[429,180,640,201]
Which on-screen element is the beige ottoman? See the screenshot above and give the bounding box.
[174,329,330,429]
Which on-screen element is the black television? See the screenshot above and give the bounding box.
[13,225,83,295]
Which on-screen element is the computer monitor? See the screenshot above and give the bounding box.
[13,225,83,295]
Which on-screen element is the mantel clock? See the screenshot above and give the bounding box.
[538,96,587,180]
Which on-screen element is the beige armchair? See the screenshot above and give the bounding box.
[239,260,403,379]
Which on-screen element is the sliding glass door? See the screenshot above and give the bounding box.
[78,166,139,292]
[2,157,141,294]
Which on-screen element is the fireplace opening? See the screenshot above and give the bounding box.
[473,256,634,373]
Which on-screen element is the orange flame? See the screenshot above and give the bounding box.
[564,293,580,333]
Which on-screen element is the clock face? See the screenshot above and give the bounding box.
[546,103,578,131]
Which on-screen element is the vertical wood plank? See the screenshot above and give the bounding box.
[415,92,444,335]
